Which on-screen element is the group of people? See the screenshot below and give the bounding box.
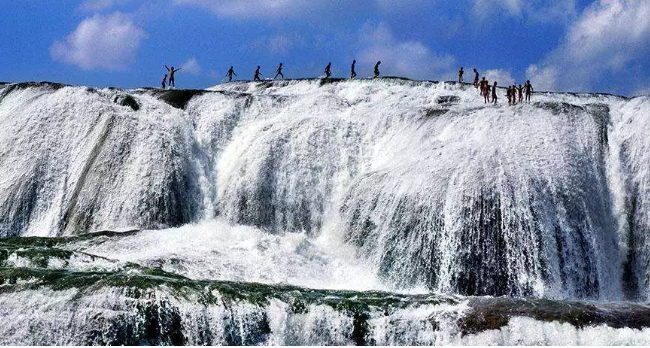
[160,62,534,106]
[161,65,181,89]
[219,60,383,83]
[462,67,534,105]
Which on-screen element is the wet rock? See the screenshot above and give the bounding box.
[113,95,140,111]
[436,95,460,106]
[152,89,207,109]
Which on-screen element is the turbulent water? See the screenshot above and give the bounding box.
[0,79,650,345]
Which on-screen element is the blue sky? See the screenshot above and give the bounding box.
[1,0,649,95]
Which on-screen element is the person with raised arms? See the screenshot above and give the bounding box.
[164,65,182,88]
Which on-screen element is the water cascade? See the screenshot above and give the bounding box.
[0,79,649,344]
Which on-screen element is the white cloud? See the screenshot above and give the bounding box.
[180,57,202,75]
[482,69,516,86]
[356,22,454,80]
[173,0,318,19]
[528,0,650,93]
[472,0,577,23]
[79,0,131,12]
[173,0,422,20]
[51,12,147,71]
[246,33,302,56]
[525,65,558,91]
[530,1,577,23]
[564,0,650,68]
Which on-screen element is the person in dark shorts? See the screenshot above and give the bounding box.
[374,61,381,78]
[524,80,534,102]
[517,84,524,103]
[254,66,262,81]
[479,77,487,97]
[482,78,490,103]
[324,62,332,78]
[486,82,491,103]
[351,60,357,79]
[492,81,498,104]
[226,66,237,82]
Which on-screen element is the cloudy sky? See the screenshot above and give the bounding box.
[1,0,649,95]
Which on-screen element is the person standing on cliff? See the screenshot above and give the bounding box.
[226,66,237,82]
[524,80,534,102]
[350,60,357,79]
[324,62,332,78]
[254,66,262,81]
[274,63,285,80]
[458,67,464,83]
[481,78,490,103]
[374,61,381,78]
[161,74,167,89]
[164,65,181,88]
[479,77,487,98]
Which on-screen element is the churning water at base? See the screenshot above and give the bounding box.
[1,79,650,344]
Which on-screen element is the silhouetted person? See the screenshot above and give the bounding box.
[524,80,533,102]
[492,81,498,104]
[517,84,523,103]
[480,77,487,98]
[226,66,237,82]
[507,86,513,105]
[165,65,181,88]
[508,86,515,105]
[274,63,284,79]
[350,60,357,79]
[481,78,489,103]
[254,66,262,81]
[161,74,167,89]
[473,68,479,88]
[486,83,491,103]
[324,62,332,78]
[458,67,464,83]
[374,61,381,78]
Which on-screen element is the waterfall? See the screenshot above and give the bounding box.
[1,79,650,344]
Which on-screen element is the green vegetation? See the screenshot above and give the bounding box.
[3,230,650,342]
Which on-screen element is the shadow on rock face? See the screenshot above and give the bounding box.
[113,95,140,111]
[436,95,461,106]
[0,81,67,102]
[150,89,207,110]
